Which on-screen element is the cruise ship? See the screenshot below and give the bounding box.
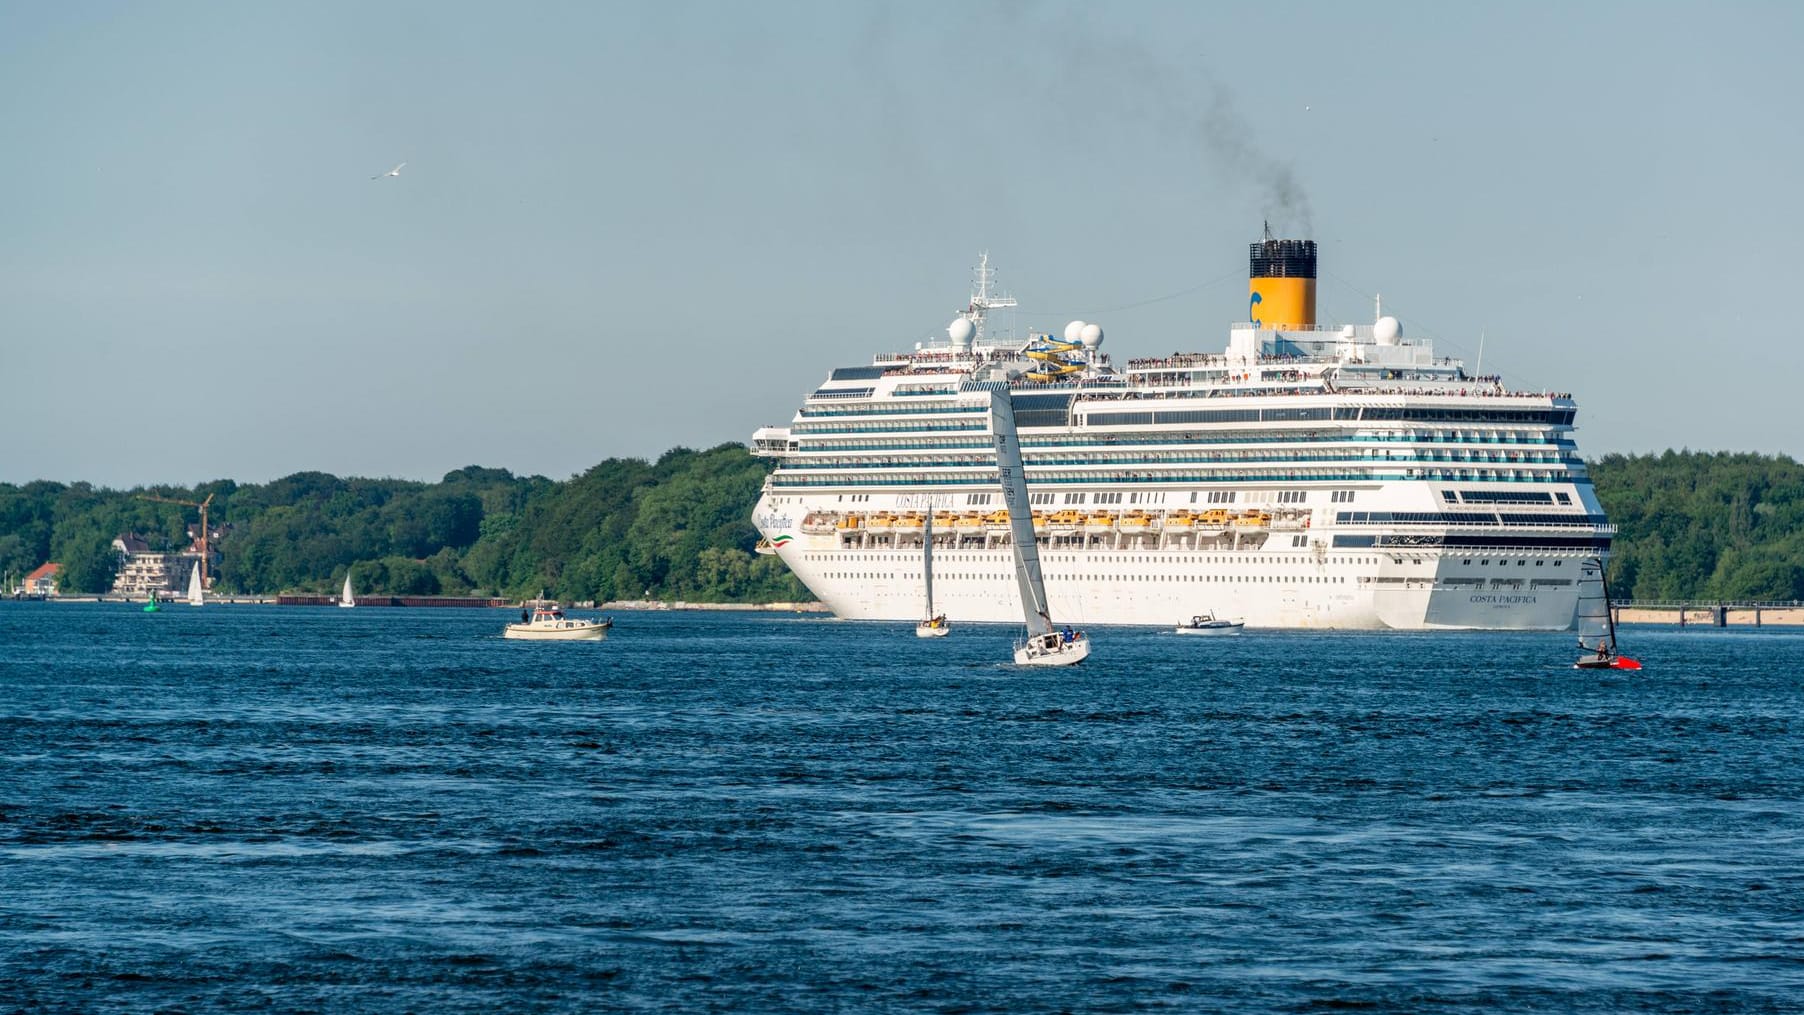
[749,232,1610,629]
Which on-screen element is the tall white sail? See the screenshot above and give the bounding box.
[339,573,356,608]
[186,563,204,607]
[922,511,935,620]
[987,391,1053,638]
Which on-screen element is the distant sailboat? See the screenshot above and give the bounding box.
[915,511,948,637]
[186,563,204,607]
[988,391,1088,666]
[1574,557,1640,670]
[339,573,356,608]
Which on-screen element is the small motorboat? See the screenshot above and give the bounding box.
[1175,613,1243,635]
[504,606,612,641]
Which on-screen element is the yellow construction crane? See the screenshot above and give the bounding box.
[137,492,216,588]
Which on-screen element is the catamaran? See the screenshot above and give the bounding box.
[1574,557,1639,670]
[339,574,356,608]
[990,391,1089,666]
[915,511,949,637]
[186,563,204,607]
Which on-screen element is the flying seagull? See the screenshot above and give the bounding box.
[371,162,405,180]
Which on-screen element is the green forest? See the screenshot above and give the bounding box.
[1588,451,1804,602]
[0,444,806,603]
[3,447,1802,603]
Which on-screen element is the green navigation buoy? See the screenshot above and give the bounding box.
[143,590,160,613]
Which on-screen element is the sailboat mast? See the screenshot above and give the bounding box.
[1599,559,1619,650]
[987,391,1053,636]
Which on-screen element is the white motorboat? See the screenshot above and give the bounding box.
[1175,613,1243,635]
[504,606,612,641]
[185,563,205,607]
[915,511,950,638]
[990,392,1089,667]
[338,574,356,608]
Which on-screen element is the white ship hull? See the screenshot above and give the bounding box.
[754,532,1582,631]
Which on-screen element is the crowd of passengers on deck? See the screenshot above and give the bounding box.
[1066,382,1567,402]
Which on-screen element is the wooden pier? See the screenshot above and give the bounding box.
[1615,602,1804,627]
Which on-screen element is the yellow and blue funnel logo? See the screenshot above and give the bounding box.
[1248,277,1314,329]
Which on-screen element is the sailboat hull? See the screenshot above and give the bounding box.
[1014,634,1090,666]
[915,623,950,638]
[1575,656,1641,670]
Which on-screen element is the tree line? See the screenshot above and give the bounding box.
[0,444,806,603]
[3,447,1801,603]
[1588,450,1804,602]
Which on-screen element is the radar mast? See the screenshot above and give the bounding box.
[960,252,1017,343]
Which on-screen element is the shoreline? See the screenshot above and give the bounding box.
[600,600,830,613]
[10,595,829,612]
[14,597,1799,624]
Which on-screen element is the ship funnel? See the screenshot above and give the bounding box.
[1248,223,1316,329]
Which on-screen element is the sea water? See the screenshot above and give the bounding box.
[1,603,1800,1013]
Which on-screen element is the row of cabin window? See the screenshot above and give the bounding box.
[818,571,1351,584]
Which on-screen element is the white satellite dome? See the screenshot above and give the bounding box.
[1063,320,1087,344]
[1080,323,1104,348]
[1340,325,1356,339]
[947,317,975,348]
[1374,315,1402,345]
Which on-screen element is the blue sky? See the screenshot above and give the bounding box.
[3,1,1800,486]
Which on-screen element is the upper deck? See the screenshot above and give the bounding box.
[792,316,1563,413]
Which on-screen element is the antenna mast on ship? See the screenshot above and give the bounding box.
[962,252,1017,343]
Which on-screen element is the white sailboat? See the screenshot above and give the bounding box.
[185,563,204,607]
[915,511,949,637]
[339,573,356,608]
[989,391,1089,666]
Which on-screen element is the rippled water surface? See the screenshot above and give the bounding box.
[2,603,1801,1012]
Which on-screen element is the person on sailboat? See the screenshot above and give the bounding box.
[1062,625,1074,644]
